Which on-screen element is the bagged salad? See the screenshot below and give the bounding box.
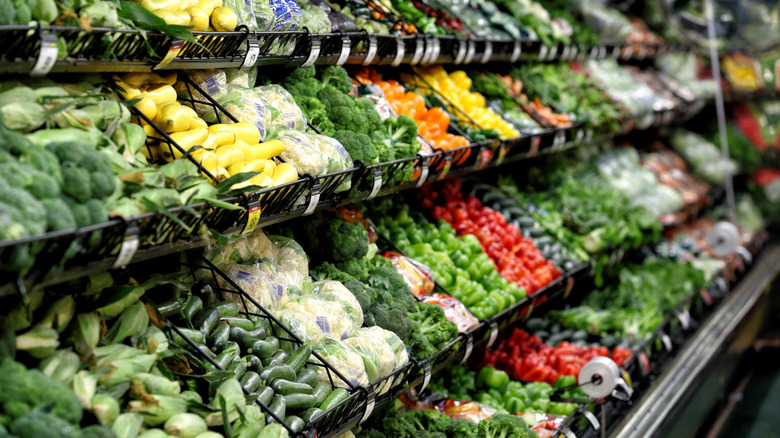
[222,0,260,31]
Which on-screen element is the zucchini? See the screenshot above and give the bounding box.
[257,386,274,406]
[284,415,304,433]
[208,321,230,352]
[171,328,205,346]
[182,295,203,325]
[262,350,289,368]
[300,407,323,423]
[245,355,264,374]
[156,298,183,318]
[259,364,296,383]
[210,301,240,318]
[319,388,348,411]
[311,382,331,406]
[285,345,311,374]
[271,379,314,396]
[265,394,286,424]
[228,356,247,379]
[220,317,254,331]
[250,337,280,358]
[284,393,318,411]
[240,371,263,392]
[206,348,236,372]
[295,368,317,387]
[254,318,271,332]
[193,308,220,335]
[222,341,240,358]
[193,283,216,306]
[231,327,268,354]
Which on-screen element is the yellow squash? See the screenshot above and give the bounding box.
[113,79,142,99]
[138,0,181,11]
[208,122,261,145]
[210,6,237,32]
[227,159,266,177]
[215,144,246,169]
[186,6,210,31]
[152,9,191,26]
[156,102,192,133]
[144,84,177,106]
[190,149,218,174]
[246,140,284,161]
[164,127,210,160]
[134,96,158,120]
[121,72,177,88]
[199,0,222,15]
[271,163,298,186]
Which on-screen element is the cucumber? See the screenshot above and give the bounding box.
[300,407,323,423]
[211,301,240,318]
[223,341,241,358]
[262,350,289,368]
[284,415,304,433]
[193,308,220,335]
[182,295,203,325]
[157,298,183,318]
[208,321,230,352]
[206,348,236,372]
[228,356,247,379]
[266,394,286,424]
[193,283,216,306]
[284,393,318,411]
[311,382,331,406]
[285,345,311,374]
[171,328,205,346]
[295,368,317,387]
[319,388,349,411]
[517,216,535,228]
[254,318,271,332]
[525,318,548,332]
[259,364,296,383]
[250,337,280,358]
[271,379,314,396]
[529,228,545,238]
[220,317,254,331]
[231,327,268,354]
[246,355,264,374]
[240,371,263,392]
[535,236,553,246]
[257,386,274,406]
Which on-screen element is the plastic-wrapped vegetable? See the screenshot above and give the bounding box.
[254,0,275,30]
[222,0,260,31]
[209,229,277,266]
[179,70,228,123]
[314,337,369,388]
[225,68,259,89]
[311,280,363,328]
[220,264,289,311]
[358,326,408,370]
[265,0,303,55]
[218,85,272,141]
[343,330,396,390]
[275,129,326,176]
[277,296,354,342]
[268,235,309,286]
[301,3,331,33]
[257,85,307,134]
[309,134,353,173]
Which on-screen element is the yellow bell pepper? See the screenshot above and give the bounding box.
[210,7,237,32]
[209,122,261,145]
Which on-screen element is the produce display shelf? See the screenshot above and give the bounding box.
[0,23,686,77]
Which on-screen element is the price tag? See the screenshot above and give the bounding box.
[564,277,575,298]
[360,387,376,424]
[30,32,58,77]
[636,45,647,59]
[410,37,425,65]
[302,37,321,67]
[538,44,549,61]
[639,352,650,374]
[477,146,492,170]
[575,129,584,144]
[560,45,571,61]
[461,334,474,364]
[556,427,577,438]
[510,40,522,63]
[303,182,321,216]
[611,46,621,59]
[454,38,468,64]
[416,159,430,188]
[486,321,499,348]
[392,37,406,67]
[480,41,493,64]
[336,36,351,66]
[661,334,673,352]
[716,277,728,293]
[700,288,713,306]
[367,167,383,200]
[496,143,509,165]
[464,40,477,65]
[431,37,441,62]
[677,308,691,330]
[112,224,139,269]
[547,44,559,61]
[623,44,634,59]
[363,36,378,65]
[599,46,607,59]
[241,35,260,69]
[241,202,262,235]
[528,136,540,157]
[422,36,435,64]
[438,154,453,180]
[583,411,601,431]
[552,130,566,151]
[736,246,753,265]
[154,38,184,70]
[570,45,579,60]
[589,46,599,59]
[420,363,433,393]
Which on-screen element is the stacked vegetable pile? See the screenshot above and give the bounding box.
[368,197,527,319]
[421,179,561,294]
[284,210,459,361]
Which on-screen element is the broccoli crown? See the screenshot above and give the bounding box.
[312,262,359,284]
[0,185,46,236]
[42,198,77,232]
[410,302,458,348]
[65,198,93,228]
[445,418,479,438]
[383,114,421,159]
[294,96,335,136]
[0,204,27,240]
[319,65,353,95]
[354,97,383,132]
[61,166,92,203]
[0,162,61,200]
[9,410,78,438]
[291,212,369,264]
[367,303,417,344]
[78,425,117,438]
[343,280,377,312]
[371,130,395,163]
[284,76,323,100]
[0,358,83,426]
[332,130,378,165]
[367,266,416,313]
[334,257,370,282]
[478,413,536,438]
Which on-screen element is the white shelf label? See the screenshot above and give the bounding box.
[31,32,59,77]
[154,38,184,70]
[420,363,432,392]
[611,45,621,59]
[360,387,376,424]
[510,40,522,63]
[464,40,477,65]
[560,45,571,61]
[367,168,383,200]
[547,44,559,61]
[461,335,474,364]
[454,38,468,64]
[416,160,430,188]
[661,334,673,352]
[363,36,378,65]
[336,36,351,66]
[241,203,263,235]
[392,37,406,67]
[241,36,260,69]
[303,183,321,216]
[487,321,499,348]
[480,41,493,64]
[410,37,425,65]
[302,38,321,67]
[583,411,601,430]
[677,308,691,330]
[538,44,549,61]
[113,225,139,269]
[598,46,607,59]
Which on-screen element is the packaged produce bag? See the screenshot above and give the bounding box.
[313,336,369,388]
[274,129,326,176]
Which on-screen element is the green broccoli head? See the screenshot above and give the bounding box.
[42,198,77,232]
[383,114,421,159]
[354,97,383,131]
[65,198,92,228]
[368,303,418,344]
[294,96,335,136]
[334,257,370,282]
[312,262,359,284]
[367,266,416,313]
[0,163,61,200]
[9,410,78,438]
[0,185,46,236]
[20,146,63,185]
[0,204,27,240]
[291,211,369,263]
[332,130,378,165]
[410,302,459,349]
[343,280,378,312]
[61,165,92,203]
[445,418,479,437]
[284,76,323,100]
[478,413,536,438]
[319,65,353,95]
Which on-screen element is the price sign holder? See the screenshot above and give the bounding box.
[410,37,425,65]
[476,145,492,170]
[538,45,549,61]
[30,30,58,77]
[416,159,430,188]
[360,386,377,424]
[496,142,509,165]
[661,333,673,352]
[302,37,322,67]
[547,44,559,61]
[677,308,691,330]
[336,36,352,66]
[154,38,184,70]
[391,37,406,67]
[240,35,260,69]
[366,167,383,200]
[420,362,433,393]
[438,154,453,180]
[454,38,468,64]
[363,36,378,65]
[241,202,263,235]
[480,41,493,64]
[564,277,575,299]
[460,334,474,364]
[463,40,477,65]
[510,40,522,63]
[583,411,601,431]
[303,181,321,216]
[486,321,499,348]
[113,223,140,269]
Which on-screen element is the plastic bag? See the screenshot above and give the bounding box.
[344,330,396,390]
[220,264,288,312]
[268,235,309,287]
[310,134,353,173]
[222,0,260,30]
[275,129,326,176]
[314,337,369,388]
[254,0,275,30]
[219,84,272,141]
[420,293,479,333]
[286,295,355,339]
[266,0,303,55]
[180,70,228,123]
[301,3,331,33]
[225,68,259,89]
[382,252,435,297]
[311,280,363,328]
[257,84,307,135]
[358,326,408,370]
